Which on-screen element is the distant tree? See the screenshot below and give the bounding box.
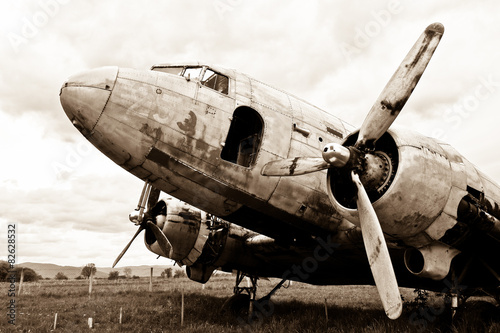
[124,267,132,278]
[81,263,96,279]
[0,261,9,280]
[75,275,84,280]
[55,272,68,280]
[173,269,186,278]
[12,267,40,282]
[108,271,120,280]
[161,268,172,279]
[1,264,41,282]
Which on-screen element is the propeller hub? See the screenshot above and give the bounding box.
[322,143,350,167]
[129,210,142,225]
[322,143,364,171]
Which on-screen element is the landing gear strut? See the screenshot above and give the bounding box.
[221,271,257,318]
[260,278,289,302]
[234,270,258,301]
[447,258,500,326]
[222,270,288,320]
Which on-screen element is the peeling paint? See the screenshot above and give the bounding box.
[139,123,162,140]
[289,157,299,175]
[368,237,382,266]
[177,111,197,135]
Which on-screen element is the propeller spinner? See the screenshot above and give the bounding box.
[262,23,444,319]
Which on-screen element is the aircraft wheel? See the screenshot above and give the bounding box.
[453,300,500,329]
[221,293,250,317]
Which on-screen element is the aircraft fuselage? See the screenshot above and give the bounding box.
[60,62,500,250]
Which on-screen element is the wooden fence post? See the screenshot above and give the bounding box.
[88,272,93,299]
[18,268,24,296]
[181,288,184,327]
[324,298,329,326]
[149,267,153,292]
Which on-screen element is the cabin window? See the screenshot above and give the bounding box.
[221,107,264,167]
[201,69,229,94]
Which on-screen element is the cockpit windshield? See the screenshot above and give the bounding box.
[152,66,184,75]
[201,69,229,94]
[183,67,203,80]
[152,66,203,79]
[151,65,229,95]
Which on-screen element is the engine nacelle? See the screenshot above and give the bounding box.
[327,128,468,242]
[145,199,211,266]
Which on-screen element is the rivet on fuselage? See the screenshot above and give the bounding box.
[156,89,162,94]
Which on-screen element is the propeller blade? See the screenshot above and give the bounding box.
[147,221,173,258]
[112,225,145,268]
[352,171,402,319]
[261,157,329,176]
[356,22,444,149]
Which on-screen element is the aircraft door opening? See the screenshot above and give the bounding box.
[221,107,264,167]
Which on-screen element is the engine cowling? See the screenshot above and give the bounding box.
[145,199,212,266]
[327,128,467,244]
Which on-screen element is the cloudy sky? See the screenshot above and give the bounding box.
[1,1,500,269]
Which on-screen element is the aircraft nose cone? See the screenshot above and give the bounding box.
[60,66,118,135]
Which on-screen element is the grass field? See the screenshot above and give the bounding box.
[2,275,499,332]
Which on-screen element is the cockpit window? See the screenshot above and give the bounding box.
[183,67,203,80]
[152,66,183,75]
[152,66,203,80]
[201,69,229,94]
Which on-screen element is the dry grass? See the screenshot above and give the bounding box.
[1,276,498,332]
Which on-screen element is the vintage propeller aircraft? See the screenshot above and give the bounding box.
[60,23,500,320]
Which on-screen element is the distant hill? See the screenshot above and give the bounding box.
[19,262,178,279]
